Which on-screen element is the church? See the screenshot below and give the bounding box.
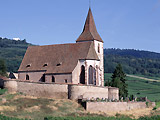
[18,8,104,87]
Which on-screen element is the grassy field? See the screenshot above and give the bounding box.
[105,73,160,101]
[0,91,86,120]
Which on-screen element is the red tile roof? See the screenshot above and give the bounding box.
[76,8,103,43]
[18,41,99,74]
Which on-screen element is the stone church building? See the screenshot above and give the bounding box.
[18,8,104,86]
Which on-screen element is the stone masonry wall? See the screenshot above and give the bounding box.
[4,80,68,99]
[108,87,119,100]
[4,80,119,100]
[68,85,109,100]
[17,81,68,99]
[86,102,155,112]
[4,80,17,92]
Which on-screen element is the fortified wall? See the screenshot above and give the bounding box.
[4,80,155,112]
[4,80,119,100]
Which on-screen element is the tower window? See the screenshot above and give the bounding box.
[26,74,29,80]
[98,44,100,53]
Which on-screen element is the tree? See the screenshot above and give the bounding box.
[0,59,7,76]
[110,64,128,98]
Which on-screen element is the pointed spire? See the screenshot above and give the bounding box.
[76,8,103,43]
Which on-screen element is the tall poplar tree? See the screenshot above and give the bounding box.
[111,64,128,98]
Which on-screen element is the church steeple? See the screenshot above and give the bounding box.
[76,8,103,43]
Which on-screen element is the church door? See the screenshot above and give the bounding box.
[80,65,85,84]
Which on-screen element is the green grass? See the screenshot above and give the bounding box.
[44,115,160,120]
[105,73,160,101]
[0,115,160,120]
[153,101,160,110]
[0,114,25,120]
[0,88,7,95]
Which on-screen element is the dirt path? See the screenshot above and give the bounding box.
[127,74,160,82]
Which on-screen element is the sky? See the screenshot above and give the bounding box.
[0,0,160,52]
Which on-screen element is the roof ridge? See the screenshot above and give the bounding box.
[33,42,92,47]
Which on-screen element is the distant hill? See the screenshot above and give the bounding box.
[0,37,33,72]
[1,37,160,77]
[105,48,160,59]
[104,48,160,77]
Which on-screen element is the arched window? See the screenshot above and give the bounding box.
[52,76,55,83]
[26,74,29,80]
[98,43,100,53]
[88,65,96,85]
[80,65,85,84]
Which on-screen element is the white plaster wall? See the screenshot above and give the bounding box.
[72,60,101,86]
[85,60,101,86]
[72,61,81,84]
[94,40,104,86]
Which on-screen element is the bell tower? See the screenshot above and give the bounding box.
[76,8,104,86]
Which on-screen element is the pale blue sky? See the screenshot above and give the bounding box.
[0,0,160,52]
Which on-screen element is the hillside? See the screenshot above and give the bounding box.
[0,37,32,72]
[105,48,160,59]
[104,48,160,77]
[105,73,160,101]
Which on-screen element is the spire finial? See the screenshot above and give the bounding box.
[89,0,91,8]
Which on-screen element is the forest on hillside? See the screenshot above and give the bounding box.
[1,38,160,77]
[104,49,160,77]
[0,37,32,72]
